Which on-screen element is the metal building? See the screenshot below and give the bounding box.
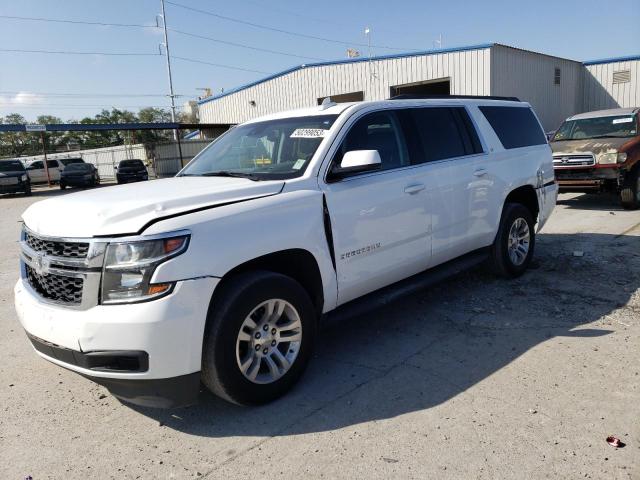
[198,43,640,131]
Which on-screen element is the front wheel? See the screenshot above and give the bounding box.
[60,183,66,190]
[202,271,317,405]
[489,203,536,278]
[620,169,639,210]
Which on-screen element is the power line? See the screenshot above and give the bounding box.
[0,91,184,98]
[0,14,158,29]
[172,55,271,74]
[169,28,326,61]
[0,12,330,61]
[0,48,159,56]
[166,1,417,52]
[0,48,268,74]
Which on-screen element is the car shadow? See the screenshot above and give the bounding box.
[556,192,622,211]
[128,231,638,437]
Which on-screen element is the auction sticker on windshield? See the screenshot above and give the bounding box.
[290,128,328,138]
[612,117,634,124]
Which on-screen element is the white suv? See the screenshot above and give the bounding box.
[14,98,557,407]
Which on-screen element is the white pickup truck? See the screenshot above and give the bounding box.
[15,97,557,408]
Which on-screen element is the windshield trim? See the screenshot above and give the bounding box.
[552,114,637,142]
[178,114,339,181]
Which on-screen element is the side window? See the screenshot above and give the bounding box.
[478,106,546,149]
[406,108,468,164]
[30,161,43,169]
[334,111,408,173]
[47,160,59,169]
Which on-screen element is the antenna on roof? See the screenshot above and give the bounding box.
[320,97,337,110]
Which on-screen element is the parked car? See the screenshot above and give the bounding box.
[15,97,557,408]
[0,159,31,196]
[550,107,639,209]
[24,159,62,184]
[116,159,148,184]
[60,163,100,190]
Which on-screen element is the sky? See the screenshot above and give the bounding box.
[0,0,638,122]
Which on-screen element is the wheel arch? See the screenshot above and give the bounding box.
[503,184,539,221]
[212,248,325,315]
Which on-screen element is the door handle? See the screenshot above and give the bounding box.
[473,168,488,177]
[404,183,425,194]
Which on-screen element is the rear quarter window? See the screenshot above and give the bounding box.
[479,106,546,149]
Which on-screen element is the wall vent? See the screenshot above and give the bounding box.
[554,68,561,85]
[613,70,631,84]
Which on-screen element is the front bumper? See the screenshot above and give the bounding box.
[117,174,148,183]
[554,166,619,189]
[14,275,218,407]
[62,177,95,186]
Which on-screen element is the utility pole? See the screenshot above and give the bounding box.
[365,27,371,99]
[159,0,178,141]
[40,131,51,187]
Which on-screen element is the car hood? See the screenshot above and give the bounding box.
[0,171,24,177]
[550,137,632,155]
[22,176,285,237]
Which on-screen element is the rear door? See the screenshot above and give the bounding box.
[403,106,489,265]
[26,161,45,183]
[321,110,432,305]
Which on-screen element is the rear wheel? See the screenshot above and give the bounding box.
[489,203,536,278]
[620,169,639,210]
[24,184,32,196]
[202,271,317,405]
[60,183,66,190]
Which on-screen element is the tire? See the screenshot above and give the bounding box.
[620,169,639,210]
[202,271,317,405]
[24,185,32,196]
[489,203,536,278]
[60,183,66,190]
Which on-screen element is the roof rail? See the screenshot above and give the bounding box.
[390,94,521,102]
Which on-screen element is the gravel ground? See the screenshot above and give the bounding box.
[1,186,639,479]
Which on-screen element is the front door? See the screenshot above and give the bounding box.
[322,110,432,305]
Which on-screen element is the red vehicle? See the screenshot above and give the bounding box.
[550,107,640,209]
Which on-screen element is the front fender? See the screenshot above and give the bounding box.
[146,190,338,312]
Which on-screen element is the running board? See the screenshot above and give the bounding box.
[323,248,489,325]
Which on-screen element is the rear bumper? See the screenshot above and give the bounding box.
[117,174,148,183]
[0,182,29,193]
[62,177,95,186]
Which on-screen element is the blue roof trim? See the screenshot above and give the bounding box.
[584,54,640,66]
[198,43,495,105]
[183,130,200,139]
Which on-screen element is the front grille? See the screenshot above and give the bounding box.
[553,154,596,168]
[25,265,83,304]
[25,231,89,258]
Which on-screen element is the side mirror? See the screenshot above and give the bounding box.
[331,150,382,179]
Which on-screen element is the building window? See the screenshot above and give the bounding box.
[554,68,561,85]
[613,70,631,84]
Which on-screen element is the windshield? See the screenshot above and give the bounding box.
[119,160,144,168]
[553,114,637,141]
[179,115,339,180]
[0,160,25,172]
[65,163,92,172]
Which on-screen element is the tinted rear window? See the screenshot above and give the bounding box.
[0,161,25,172]
[65,163,92,171]
[119,160,144,167]
[479,106,546,149]
[399,107,482,164]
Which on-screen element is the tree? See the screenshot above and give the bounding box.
[0,113,37,157]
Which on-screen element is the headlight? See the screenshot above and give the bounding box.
[617,152,628,163]
[21,174,27,182]
[101,233,189,304]
[597,152,618,165]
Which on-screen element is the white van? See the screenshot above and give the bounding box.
[15,97,557,408]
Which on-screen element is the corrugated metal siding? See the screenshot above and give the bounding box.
[199,48,492,124]
[583,60,640,111]
[490,45,583,131]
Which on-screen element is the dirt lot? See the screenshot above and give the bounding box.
[1,186,639,479]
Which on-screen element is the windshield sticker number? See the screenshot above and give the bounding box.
[612,117,634,124]
[290,128,327,138]
[292,159,306,170]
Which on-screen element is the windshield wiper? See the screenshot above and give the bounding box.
[198,170,261,181]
